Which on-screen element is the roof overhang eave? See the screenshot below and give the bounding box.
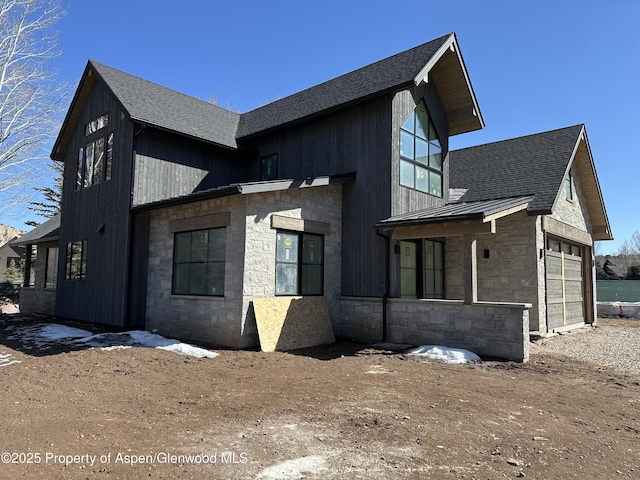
[413,33,485,136]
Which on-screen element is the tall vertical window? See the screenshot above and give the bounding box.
[25,245,37,287]
[399,239,444,299]
[399,100,443,197]
[173,228,226,296]
[275,231,323,295]
[565,172,573,200]
[76,114,113,190]
[45,247,59,288]
[65,240,87,281]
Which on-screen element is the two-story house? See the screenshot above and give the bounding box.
[17,32,611,361]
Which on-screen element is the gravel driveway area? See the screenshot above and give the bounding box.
[537,317,640,375]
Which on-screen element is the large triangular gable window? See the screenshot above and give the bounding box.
[399,100,442,197]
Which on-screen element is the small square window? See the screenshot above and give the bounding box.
[261,154,278,180]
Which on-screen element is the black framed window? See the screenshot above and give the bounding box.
[400,239,444,299]
[172,228,226,296]
[261,154,278,180]
[76,113,113,190]
[275,231,323,295]
[65,240,87,281]
[399,100,443,197]
[565,172,573,200]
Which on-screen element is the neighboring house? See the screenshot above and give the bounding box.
[11,215,60,315]
[0,238,25,283]
[18,32,612,361]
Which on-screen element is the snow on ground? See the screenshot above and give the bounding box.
[6,323,218,358]
[408,345,481,364]
[0,353,20,368]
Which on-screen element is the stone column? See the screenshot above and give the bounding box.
[463,234,477,304]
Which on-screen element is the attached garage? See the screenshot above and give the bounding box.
[546,237,587,331]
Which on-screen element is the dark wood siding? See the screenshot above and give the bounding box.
[132,128,251,206]
[56,80,134,326]
[391,82,449,216]
[128,212,150,328]
[244,97,393,297]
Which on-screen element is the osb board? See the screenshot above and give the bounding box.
[253,296,335,352]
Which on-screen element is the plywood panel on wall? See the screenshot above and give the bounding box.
[253,296,335,352]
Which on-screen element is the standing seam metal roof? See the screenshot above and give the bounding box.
[377,196,534,227]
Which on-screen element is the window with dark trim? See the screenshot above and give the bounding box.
[172,228,226,296]
[65,240,87,281]
[25,245,37,287]
[400,239,444,299]
[260,154,278,180]
[399,100,443,197]
[565,172,573,200]
[45,247,59,289]
[275,231,324,295]
[76,114,113,190]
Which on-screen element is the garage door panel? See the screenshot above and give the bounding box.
[546,243,584,331]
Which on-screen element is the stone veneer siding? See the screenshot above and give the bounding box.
[338,296,531,361]
[444,211,542,330]
[145,185,342,349]
[387,299,531,361]
[338,296,384,342]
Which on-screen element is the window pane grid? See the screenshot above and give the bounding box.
[398,100,443,197]
[77,115,113,191]
[275,231,323,295]
[172,228,226,296]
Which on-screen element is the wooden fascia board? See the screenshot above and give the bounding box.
[51,62,134,161]
[390,218,496,240]
[542,216,593,246]
[483,201,531,223]
[51,63,97,161]
[551,126,612,241]
[576,128,613,240]
[413,33,485,135]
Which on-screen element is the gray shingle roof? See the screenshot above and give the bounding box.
[237,34,453,138]
[378,196,534,227]
[90,61,240,149]
[449,125,584,213]
[10,214,60,246]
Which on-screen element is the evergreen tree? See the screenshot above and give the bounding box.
[25,161,63,226]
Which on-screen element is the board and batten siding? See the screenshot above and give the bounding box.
[391,82,450,217]
[132,128,250,207]
[245,97,394,297]
[56,80,135,326]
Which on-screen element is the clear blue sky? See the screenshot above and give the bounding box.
[3,0,638,254]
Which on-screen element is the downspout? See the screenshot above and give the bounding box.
[375,228,391,342]
[542,229,549,334]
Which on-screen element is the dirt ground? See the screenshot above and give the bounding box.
[1,313,639,480]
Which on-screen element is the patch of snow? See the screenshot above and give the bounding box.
[0,353,20,368]
[11,323,218,358]
[408,345,481,364]
[36,324,93,340]
[256,455,327,480]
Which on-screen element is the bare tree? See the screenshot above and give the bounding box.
[0,0,67,216]
[629,230,640,255]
